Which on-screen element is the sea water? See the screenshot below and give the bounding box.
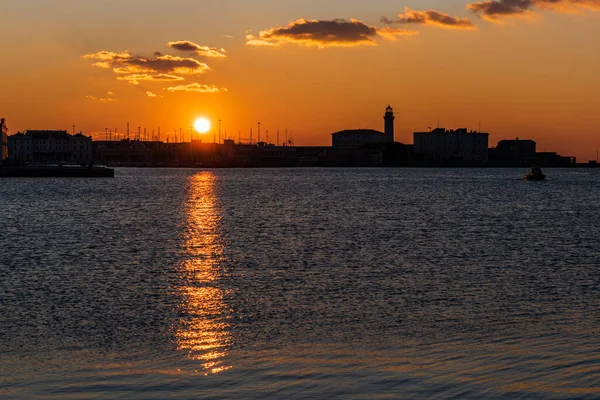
[1,168,599,399]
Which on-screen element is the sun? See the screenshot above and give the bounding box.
[194,117,211,134]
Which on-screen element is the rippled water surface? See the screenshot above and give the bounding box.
[1,168,599,399]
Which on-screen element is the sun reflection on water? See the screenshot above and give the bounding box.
[176,172,232,374]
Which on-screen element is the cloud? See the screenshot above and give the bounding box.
[82,51,210,75]
[245,37,280,46]
[167,41,227,58]
[164,83,227,93]
[85,95,117,102]
[116,74,185,85]
[91,61,111,68]
[382,8,476,29]
[246,18,418,48]
[82,51,131,61]
[83,44,226,97]
[467,0,600,21]
[85,91,116,102]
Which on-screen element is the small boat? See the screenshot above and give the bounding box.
[524,166,545,181]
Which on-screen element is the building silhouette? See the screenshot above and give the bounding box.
[0,118,7,165]
[8,130,92,164]
[489,138,536,166]
[413,128,489,165]
[332,106,395,148]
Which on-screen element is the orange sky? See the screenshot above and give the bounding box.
[1,0,599,160]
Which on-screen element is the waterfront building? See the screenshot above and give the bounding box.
[497,138,536,157]
[535,152,576,167]
[413,128,489,164]
[332,106,395,148]
[0,118,8,165]
[489,138,537,166]
[8,130,92,164]
[7,132,33,162]
[331,129,388,149]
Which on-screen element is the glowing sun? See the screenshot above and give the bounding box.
[194,118,211,134]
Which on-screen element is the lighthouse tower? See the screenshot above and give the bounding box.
[384,105,394,143]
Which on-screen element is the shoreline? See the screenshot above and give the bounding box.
[99,163,599,169]
[0,165,115,177]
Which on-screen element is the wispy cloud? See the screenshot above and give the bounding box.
[146,91,158,97]
[167,41,227,58]
[382,8,476,30]
[246,18,418,48]
[116,74,185,85]
[467,0,600,21]
[164,83,227,93]
[85,92,117,102]
[82,51,130,61]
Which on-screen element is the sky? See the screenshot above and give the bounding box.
[1,0,599,160]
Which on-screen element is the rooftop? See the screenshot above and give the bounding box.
[415,128,489,135]
[332,129,384,136]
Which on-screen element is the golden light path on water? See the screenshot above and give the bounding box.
[176,172,232,375]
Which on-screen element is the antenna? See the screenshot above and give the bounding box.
[258,122,261,143]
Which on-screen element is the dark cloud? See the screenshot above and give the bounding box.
[467,0,600,21]
[167,41,227,58]
[382,8,476,29]
[83,51,210,75]
[129,55,210,75]
[467,0,534,19]
[246,18,417,48]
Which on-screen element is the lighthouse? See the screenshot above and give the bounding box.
[384,105,394,143]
